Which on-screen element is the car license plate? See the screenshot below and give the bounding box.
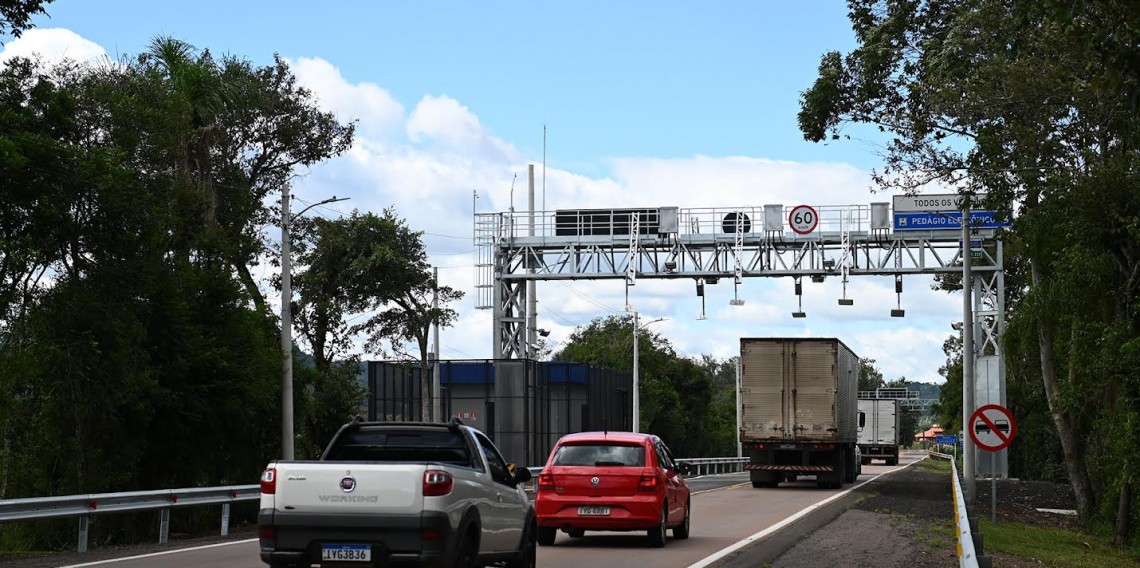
[321,544,371,562]
[578,505,610,516]
[780,444,796,449]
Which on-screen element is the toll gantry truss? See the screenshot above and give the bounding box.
[475,203,1007,373]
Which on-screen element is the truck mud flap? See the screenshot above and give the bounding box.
[744,465,834,472]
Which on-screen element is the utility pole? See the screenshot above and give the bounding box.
[632,311,639,433]
[962,203,977,505]
[432,267,441,422]
[280,187,349,461]
[281,184,294,461]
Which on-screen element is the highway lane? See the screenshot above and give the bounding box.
[59,454,922,568]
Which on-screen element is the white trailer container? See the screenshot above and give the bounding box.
[739,338,862,489]
[857,398,901,465]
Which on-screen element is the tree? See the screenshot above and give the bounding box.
[0,0,53,39]
[797,0,1140,526]
[858,358,884,392]
[358,270,464,422]
[551,315,718,456]
[931,332,964,435]
[883,377,921,446]
[0,40,356,548]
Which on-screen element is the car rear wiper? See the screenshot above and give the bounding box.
[594,461,627,466]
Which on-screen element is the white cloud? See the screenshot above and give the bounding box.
[25,30,962,386]
[0,28,108,66]
[289,56,405,140]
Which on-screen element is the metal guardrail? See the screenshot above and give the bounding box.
[528,457,748,478]
[1,457,747,554]
[0,485,259,552]
[677,457,750,476]
[929,451,987,568]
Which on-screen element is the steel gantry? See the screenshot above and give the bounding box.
[476,204,1004,356]
[474,203,1008,478]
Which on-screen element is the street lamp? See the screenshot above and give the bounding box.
[632,312,667,434]
[281,184,349,460]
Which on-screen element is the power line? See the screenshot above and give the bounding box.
[536,299,578,327]
[443,344,477,358]
[559,282,622,314]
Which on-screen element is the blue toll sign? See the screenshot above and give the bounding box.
[893,211,1012,231]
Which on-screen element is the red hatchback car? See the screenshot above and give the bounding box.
[534,431,691,547]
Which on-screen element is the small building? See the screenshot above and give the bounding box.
[914,425,945,448]
[366,359,632,467]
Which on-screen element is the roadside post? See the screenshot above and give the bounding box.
[969,404,1017,523]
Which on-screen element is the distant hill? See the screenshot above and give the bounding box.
[910,382,942,401]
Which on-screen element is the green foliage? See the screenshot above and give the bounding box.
[0,0,53,39]
[0,37,357,550]
[551,315,732,457]
[801,0,1140,534]
[858,358,884,392]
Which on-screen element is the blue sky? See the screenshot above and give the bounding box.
[3,1,962,383]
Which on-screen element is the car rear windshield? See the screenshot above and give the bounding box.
[552,443,646,467]
[324,428,473,465]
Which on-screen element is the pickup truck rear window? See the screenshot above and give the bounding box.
[324,428,473,465]
[552,443,646,467]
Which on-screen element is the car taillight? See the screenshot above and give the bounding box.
[258,526,276,539]
[638,474,659,491]
[260,468,276,494]
[537,472,555,491]
[423,470,454,496]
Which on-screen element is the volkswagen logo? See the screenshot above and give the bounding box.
[340,476,356,493]
[590,476,600,486]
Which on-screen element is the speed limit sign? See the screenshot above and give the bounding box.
[788,205,819,235]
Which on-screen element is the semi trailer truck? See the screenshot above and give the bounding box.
[739,338,862,489]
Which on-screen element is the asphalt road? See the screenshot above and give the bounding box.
[42,454,923,568]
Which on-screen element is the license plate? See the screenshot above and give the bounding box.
[578,505,610,516]
[321,544,371,562]
[780,444,797,449]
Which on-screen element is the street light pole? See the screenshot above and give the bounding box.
[632,312,639,433]
[280,184,349,461]
[281,185,294,460]
[631,313,666,434]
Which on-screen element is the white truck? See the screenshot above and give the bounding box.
[858,398,901,466]
[739,338,863,489]
[258,418,535,568]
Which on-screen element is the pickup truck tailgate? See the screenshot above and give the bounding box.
[273,463,426,514]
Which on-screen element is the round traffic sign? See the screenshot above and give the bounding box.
[788,205,819,235]
[968,404,1017,452]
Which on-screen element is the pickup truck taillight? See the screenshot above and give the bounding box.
[638,474,659,492]
[423,470,453,496]
[537,472,554,491]
[260,468,277,494]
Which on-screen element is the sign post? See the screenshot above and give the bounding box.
[969,404,1017,523]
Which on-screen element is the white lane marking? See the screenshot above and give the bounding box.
[58,538,257,567]
[688,458,922,568]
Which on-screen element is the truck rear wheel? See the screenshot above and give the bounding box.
[844,447,858,483]
[750,471,778,488]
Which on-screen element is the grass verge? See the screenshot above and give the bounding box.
[916,456,951,474]
[979,518,1140,567]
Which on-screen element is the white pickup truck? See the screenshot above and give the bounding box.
[258,418,535,568]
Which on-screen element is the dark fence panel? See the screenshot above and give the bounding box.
[366,359,631,468]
